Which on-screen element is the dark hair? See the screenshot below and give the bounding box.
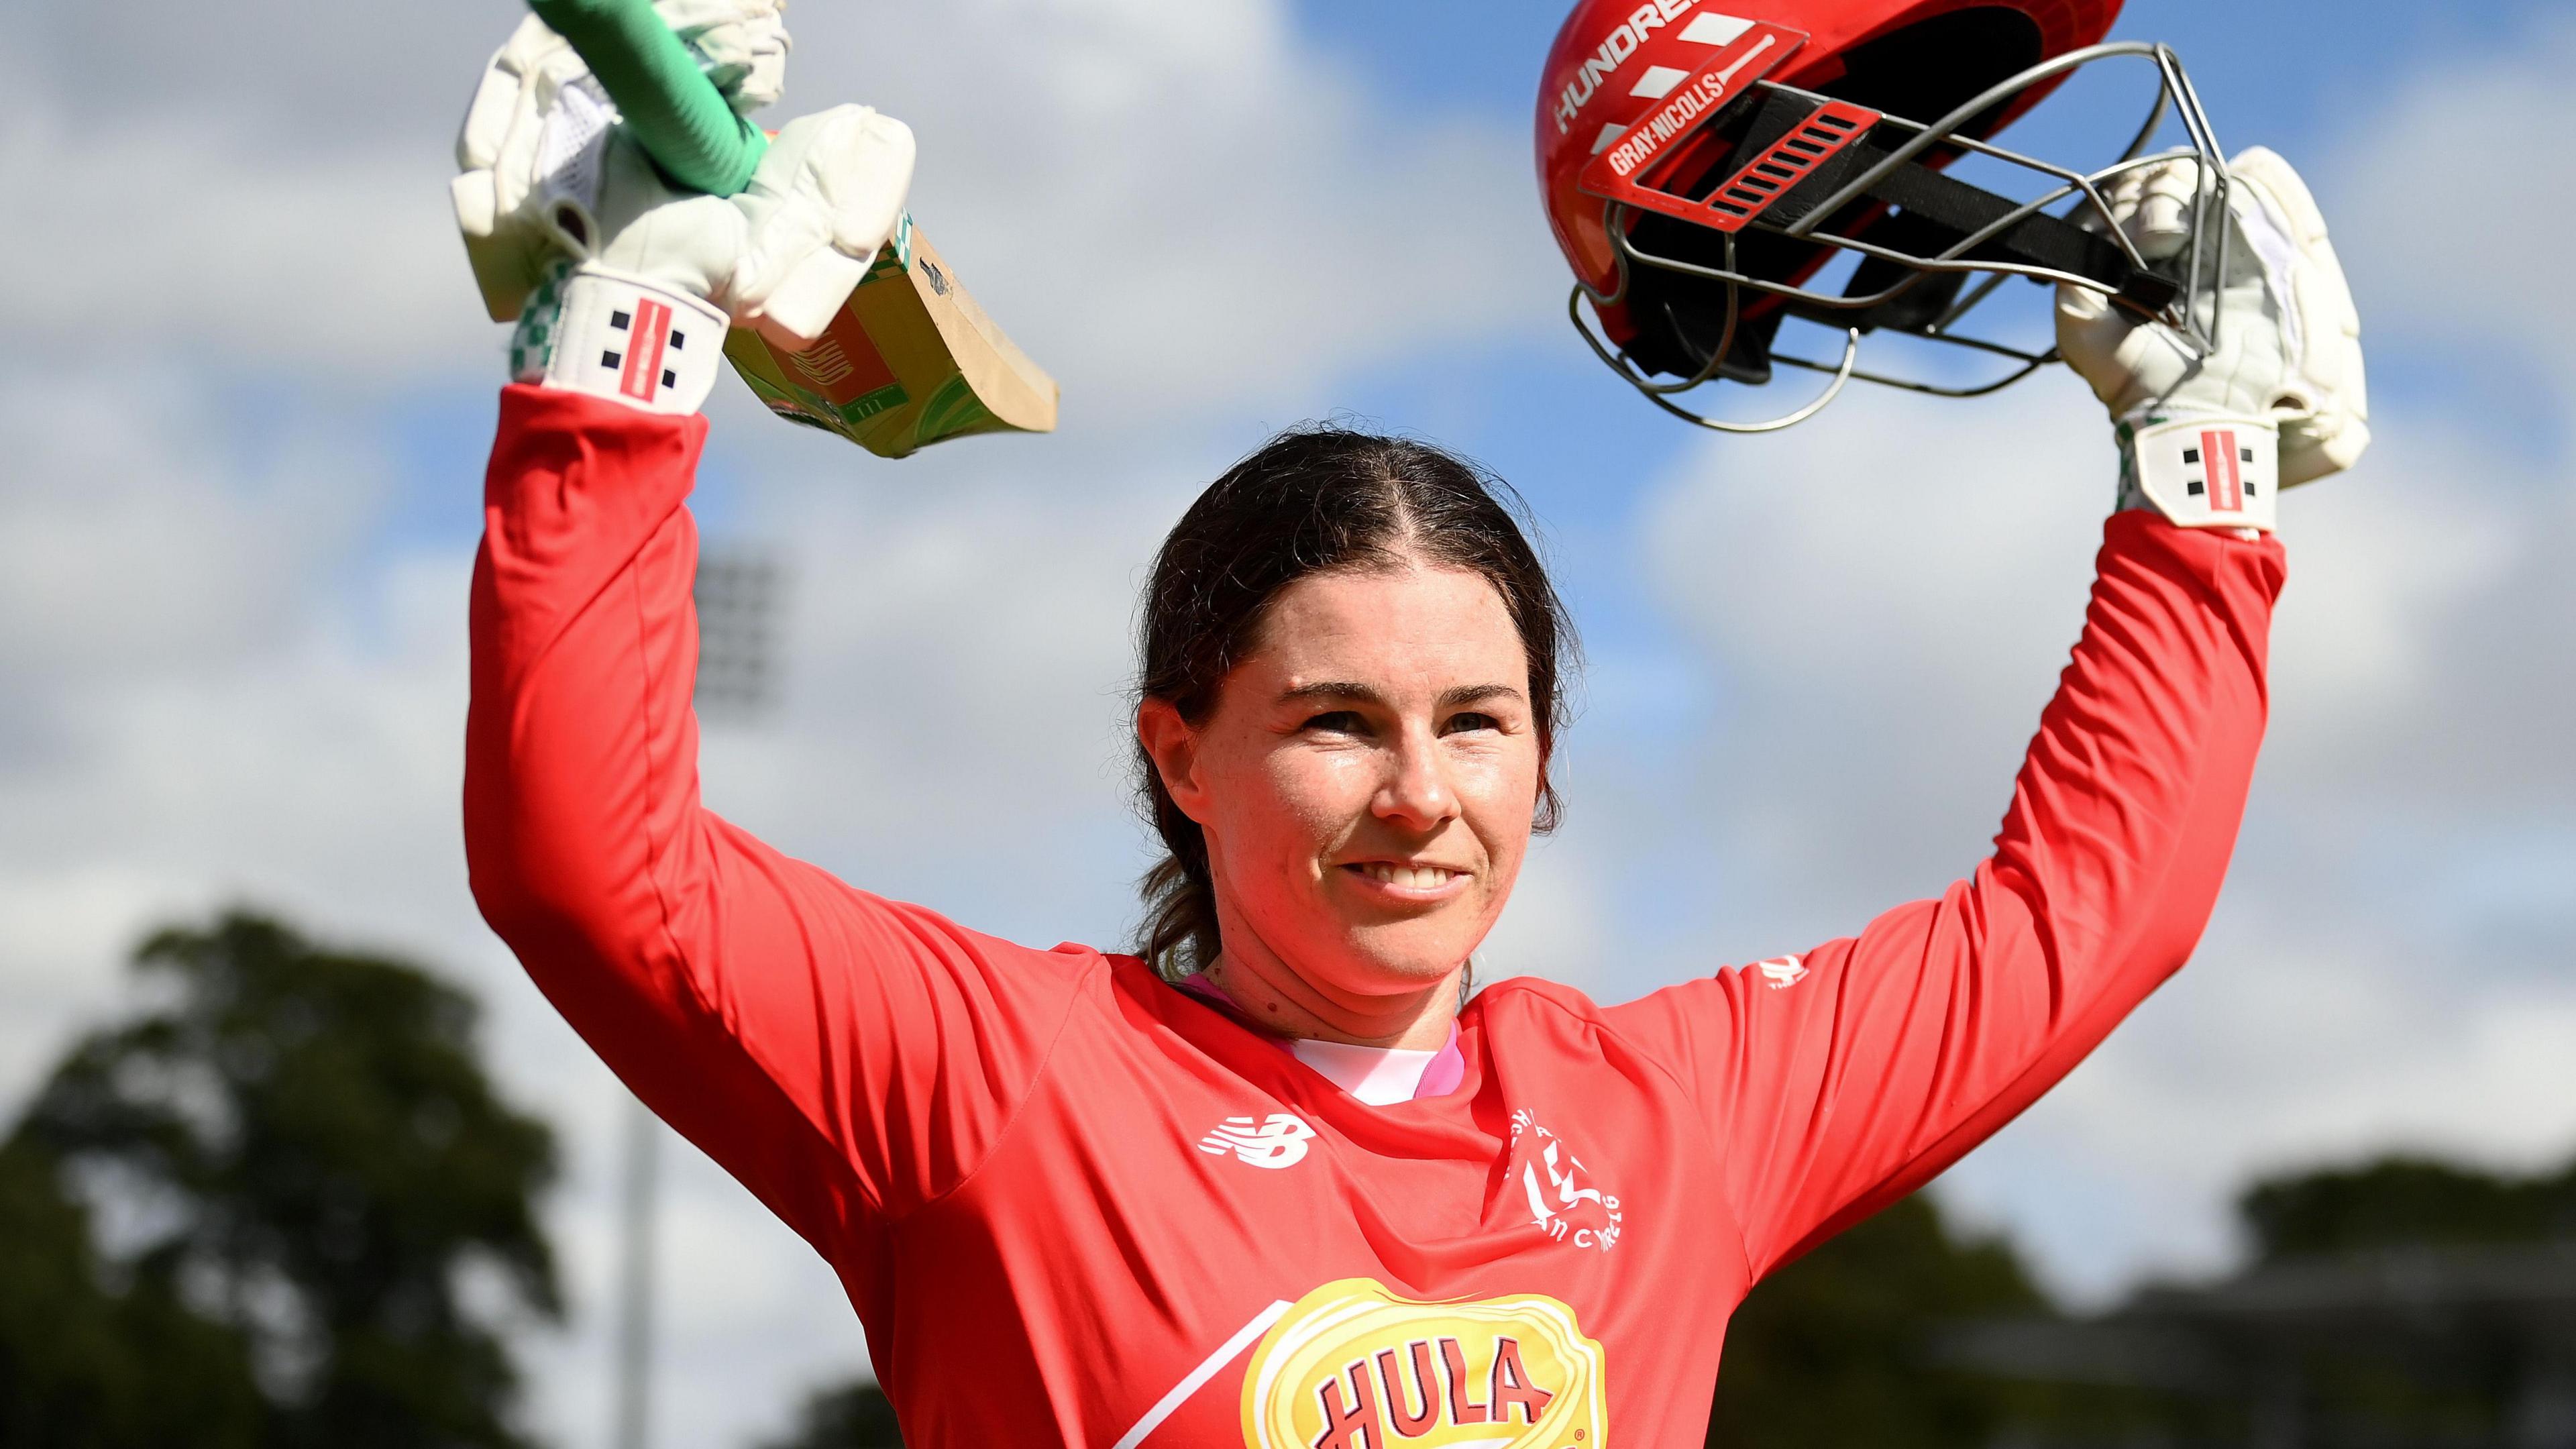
[1132,425,1578,979]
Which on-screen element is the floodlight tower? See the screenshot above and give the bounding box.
[608,543,785,1449]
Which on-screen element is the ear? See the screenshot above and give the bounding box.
[1136,698,1213,824]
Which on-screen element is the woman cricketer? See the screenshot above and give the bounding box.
[453,17,2365,1446]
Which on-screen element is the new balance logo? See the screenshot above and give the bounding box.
[1198,1113,1317,1169]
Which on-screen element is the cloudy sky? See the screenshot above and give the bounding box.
[4,0,2571,1444]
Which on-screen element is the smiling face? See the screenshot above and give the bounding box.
[1140,559,1543,1021]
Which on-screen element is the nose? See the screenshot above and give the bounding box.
[1371,721,1459,833]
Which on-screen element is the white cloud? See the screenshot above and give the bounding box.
[0,104,492,374]
[0,0,1558,418]
[2323,13,2576,390]
[1631,375,2116,936]
[5,0,522,148]
[0,365,389,680]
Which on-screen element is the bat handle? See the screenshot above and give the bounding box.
[529,0,766,197]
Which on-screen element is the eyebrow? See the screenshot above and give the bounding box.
[1277,681,1527,710]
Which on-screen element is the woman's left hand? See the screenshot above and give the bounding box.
[2057,146,2370,531]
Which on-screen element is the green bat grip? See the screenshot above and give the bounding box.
[528,0,767,197]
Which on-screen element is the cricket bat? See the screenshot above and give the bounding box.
[525,0,1059,456]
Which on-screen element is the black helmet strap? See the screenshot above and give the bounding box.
[1730,89,2182,330]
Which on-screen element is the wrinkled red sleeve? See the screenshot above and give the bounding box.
[1603,512,2285,1281]
[464,386,1089,1244]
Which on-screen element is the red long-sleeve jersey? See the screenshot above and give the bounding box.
[465,386,2283,1448]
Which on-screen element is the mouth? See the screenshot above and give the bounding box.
[1340,861,1470,898]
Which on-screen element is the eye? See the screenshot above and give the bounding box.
[1442,711,1501,736]
[1302,710,1369,736]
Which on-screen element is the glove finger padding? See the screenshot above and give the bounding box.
[2106,158,2199,263]
[2059,152,2288,421]
[2229,147,2370,486]
[452,0,794,323]
[724,105,917,352]
[659,0,791,115]
[454,16,602,321]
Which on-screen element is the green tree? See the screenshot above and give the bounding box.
[1707,1192,2049,1449]
[0,1138,267,1449]
[2240,1154,2576,1260]
[761,1379,906,1448]
[9,909,561,1449]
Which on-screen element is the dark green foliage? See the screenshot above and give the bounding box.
[0,1139,268,1449]
[7,909,560,1449]
[1963,1150,2576,1448]
[1707,1192,2048,1449]
[2240,1154,2576,1260]
[761,1379,906,1448]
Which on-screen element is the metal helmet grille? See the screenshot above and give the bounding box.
[1562,25,2233,432]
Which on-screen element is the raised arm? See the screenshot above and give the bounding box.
[1607,511,2280,1275]
[466,387,1088,1242]
[1603,146,2367,1279]
[453,58,1079,1238]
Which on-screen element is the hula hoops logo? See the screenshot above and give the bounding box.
[1241,1279,1606,1448]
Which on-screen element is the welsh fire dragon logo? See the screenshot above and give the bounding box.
[1240,1278,1607,1448]
[1509,1110,1623,1252]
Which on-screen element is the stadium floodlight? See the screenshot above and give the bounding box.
[608,541,790,1449]
[694,545,785,723]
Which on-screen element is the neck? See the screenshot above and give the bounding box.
[1200,941,1462,1051]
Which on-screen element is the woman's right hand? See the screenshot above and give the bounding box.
[450,5,916,413]
[488,108,918,416]
[451,0,790,326]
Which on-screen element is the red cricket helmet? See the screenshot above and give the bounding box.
[1536,0,2231,429]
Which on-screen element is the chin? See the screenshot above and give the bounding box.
[1334,924,1481,991]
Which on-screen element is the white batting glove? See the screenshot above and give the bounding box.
[2058,147,2369,532]
[660,0,793,107]
[502,105,916,415]
[452,0,793,327]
